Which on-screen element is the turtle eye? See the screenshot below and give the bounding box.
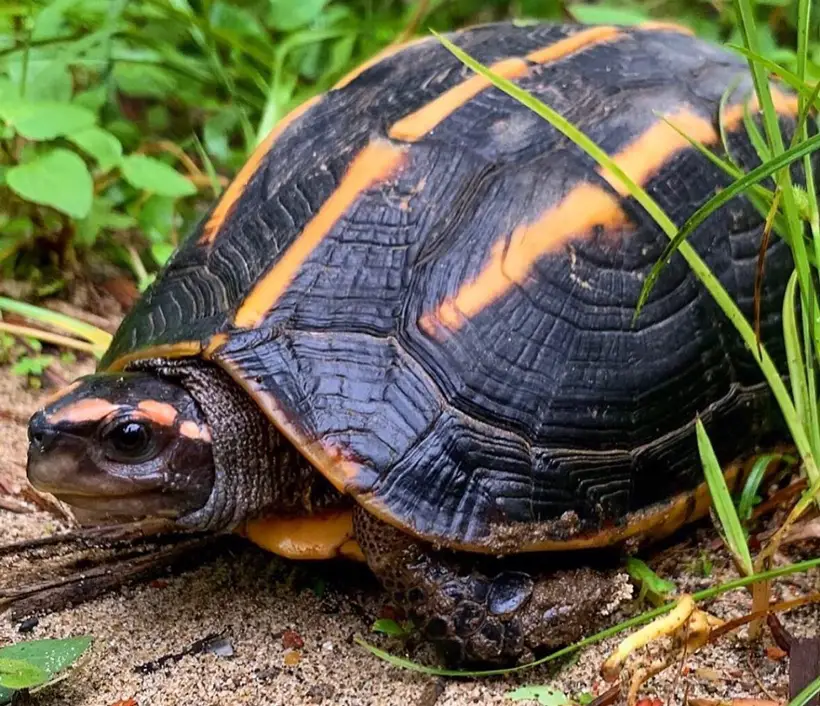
[102,419,155,463]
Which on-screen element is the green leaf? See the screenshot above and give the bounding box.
[371,619,412,638]
[138,194,176,242]
[0,636,92,703]
[76,199,137,248]
[74,86,108,113]
[0,658,48,690]
[567,3,649,25]
[113,64,176,98]
[204,108,240,163]
[0,101,96,141]
[31,0,81,40]
[267,0,329,31]
[150,242,175,267]
[696,419,754,576]
[121,155,196,198]
[506,685,569,705]
[0,78,19,102]
[210,1,265,37]
[11,355,53,377]
[25,63,74,103]
[68,127,123,172]
[625,558,677,603]
[6,149,93,219]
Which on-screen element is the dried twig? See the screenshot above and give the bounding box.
[0,496,33,513]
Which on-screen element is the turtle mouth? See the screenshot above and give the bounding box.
[52,492,185,521]
[26,445,210,523]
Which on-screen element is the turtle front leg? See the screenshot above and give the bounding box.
[353,507,630,665]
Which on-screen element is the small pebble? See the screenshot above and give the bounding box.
[283,649,301,667]
[766,645,788,661]
[282,629,304,650]
[17,616,39,633]
[204,636,235,658]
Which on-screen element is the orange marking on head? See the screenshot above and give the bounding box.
[179,420,212,442]
[48,398,119,425]
[388,27,620,143]
[637,21,694,35]
[234,141,407,328]
[334,37,431,90]
[200,95,323,244]
[137,400,178,426]
[39,381,81,410]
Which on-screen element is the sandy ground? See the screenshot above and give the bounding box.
[2,361,819,706]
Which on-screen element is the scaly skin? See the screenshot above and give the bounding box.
[353,506,626,665]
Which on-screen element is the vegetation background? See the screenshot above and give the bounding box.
[1,2,820,703]
[0,0,818,364]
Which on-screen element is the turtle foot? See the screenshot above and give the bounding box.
[353,507,630,665]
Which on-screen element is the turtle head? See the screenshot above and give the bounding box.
[26,373,215,523]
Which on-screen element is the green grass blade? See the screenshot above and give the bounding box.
[356,556,820,678]
[727,45,820,108]
[795,0,820,488]
[783,271,811,430]
[653,111,775,207]
[435,32,816,482]
[0,298,113,348]
[637,132,820,313]
[718,79,743,170]
[737,453,793,522]
[696,419,754,576]
[734,0,818,421]
[789,676,820,706]
[741,102,772,163]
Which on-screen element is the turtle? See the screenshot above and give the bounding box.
[26,21,803,665]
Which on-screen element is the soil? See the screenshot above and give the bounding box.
[1,360,818,706]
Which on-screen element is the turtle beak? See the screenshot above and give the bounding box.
[26,410,88,495]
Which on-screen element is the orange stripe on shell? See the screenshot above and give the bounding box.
[421,93,799,334]
[233,141,408,328]
[199,95,323,245]
[637,21,695,35]
[333,36,432,90]
[388,26,621,142]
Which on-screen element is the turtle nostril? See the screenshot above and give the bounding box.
[28,412,58,453]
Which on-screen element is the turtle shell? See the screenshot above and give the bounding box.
[101,22,799,553]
